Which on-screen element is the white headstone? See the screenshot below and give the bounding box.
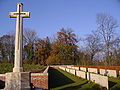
[69,69,76,75]
[107,69,117,77]
[66,68,70,72]
[87,72,108,89]
[67,66,72,69]
[59,66,66,71]
[71,67,75,69]
[76,70,86,79]
[80,67,87,72]
[74,67,80,70]
[88,68,98,73]
[100,69,106,75]
[100,69,117,77]
[87,72,90,80]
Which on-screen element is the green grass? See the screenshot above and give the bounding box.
[49,68,103,90]
[0,63,13,74]
[23,64,46,72]
[109,77,120,90]
[0,63,46,74]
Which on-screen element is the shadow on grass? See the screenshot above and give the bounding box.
[48,67,74,89]
[61,81,88,90]
[109,80,117,88]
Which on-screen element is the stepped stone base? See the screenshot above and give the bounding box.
[4,72,31,90]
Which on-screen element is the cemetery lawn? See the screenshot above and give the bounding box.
[0,63,46,74]
[49,68,103,90]
[109,77,120,90]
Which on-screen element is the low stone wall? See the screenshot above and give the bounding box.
[31,73,48,89]
[76,70,86,79]
[80,67,87,72]
[88,68,98,74]
[87,72,108,89]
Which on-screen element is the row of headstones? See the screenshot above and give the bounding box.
[59,66,115,89]
[66,66,119,77]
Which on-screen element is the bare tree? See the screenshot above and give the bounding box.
[110,36,120,65]
[85,31,102,62]
[23,28,38,61]
[23,28,38,45]
[96,13,118,65]
[0,34,15,63]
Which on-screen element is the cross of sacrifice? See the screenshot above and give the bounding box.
[9,3,30,72]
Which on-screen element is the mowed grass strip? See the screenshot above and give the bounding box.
[49,68,101,90]
[0,63,46,74]
[109,77,120,90]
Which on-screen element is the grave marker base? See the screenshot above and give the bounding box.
[4,72,31,90]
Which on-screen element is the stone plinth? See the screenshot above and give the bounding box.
[4,72,31,90]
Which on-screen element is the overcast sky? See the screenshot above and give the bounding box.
[0,0,120,39]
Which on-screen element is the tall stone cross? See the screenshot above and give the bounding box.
[9,3,30,72]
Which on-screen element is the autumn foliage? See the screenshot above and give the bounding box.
[46,28,79,65]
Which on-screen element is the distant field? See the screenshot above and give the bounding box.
[0,63,46,74]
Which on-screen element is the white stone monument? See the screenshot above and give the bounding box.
[10,3,30,72]
[4,3,31,90]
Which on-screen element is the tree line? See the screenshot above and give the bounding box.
[0,13,120,66]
